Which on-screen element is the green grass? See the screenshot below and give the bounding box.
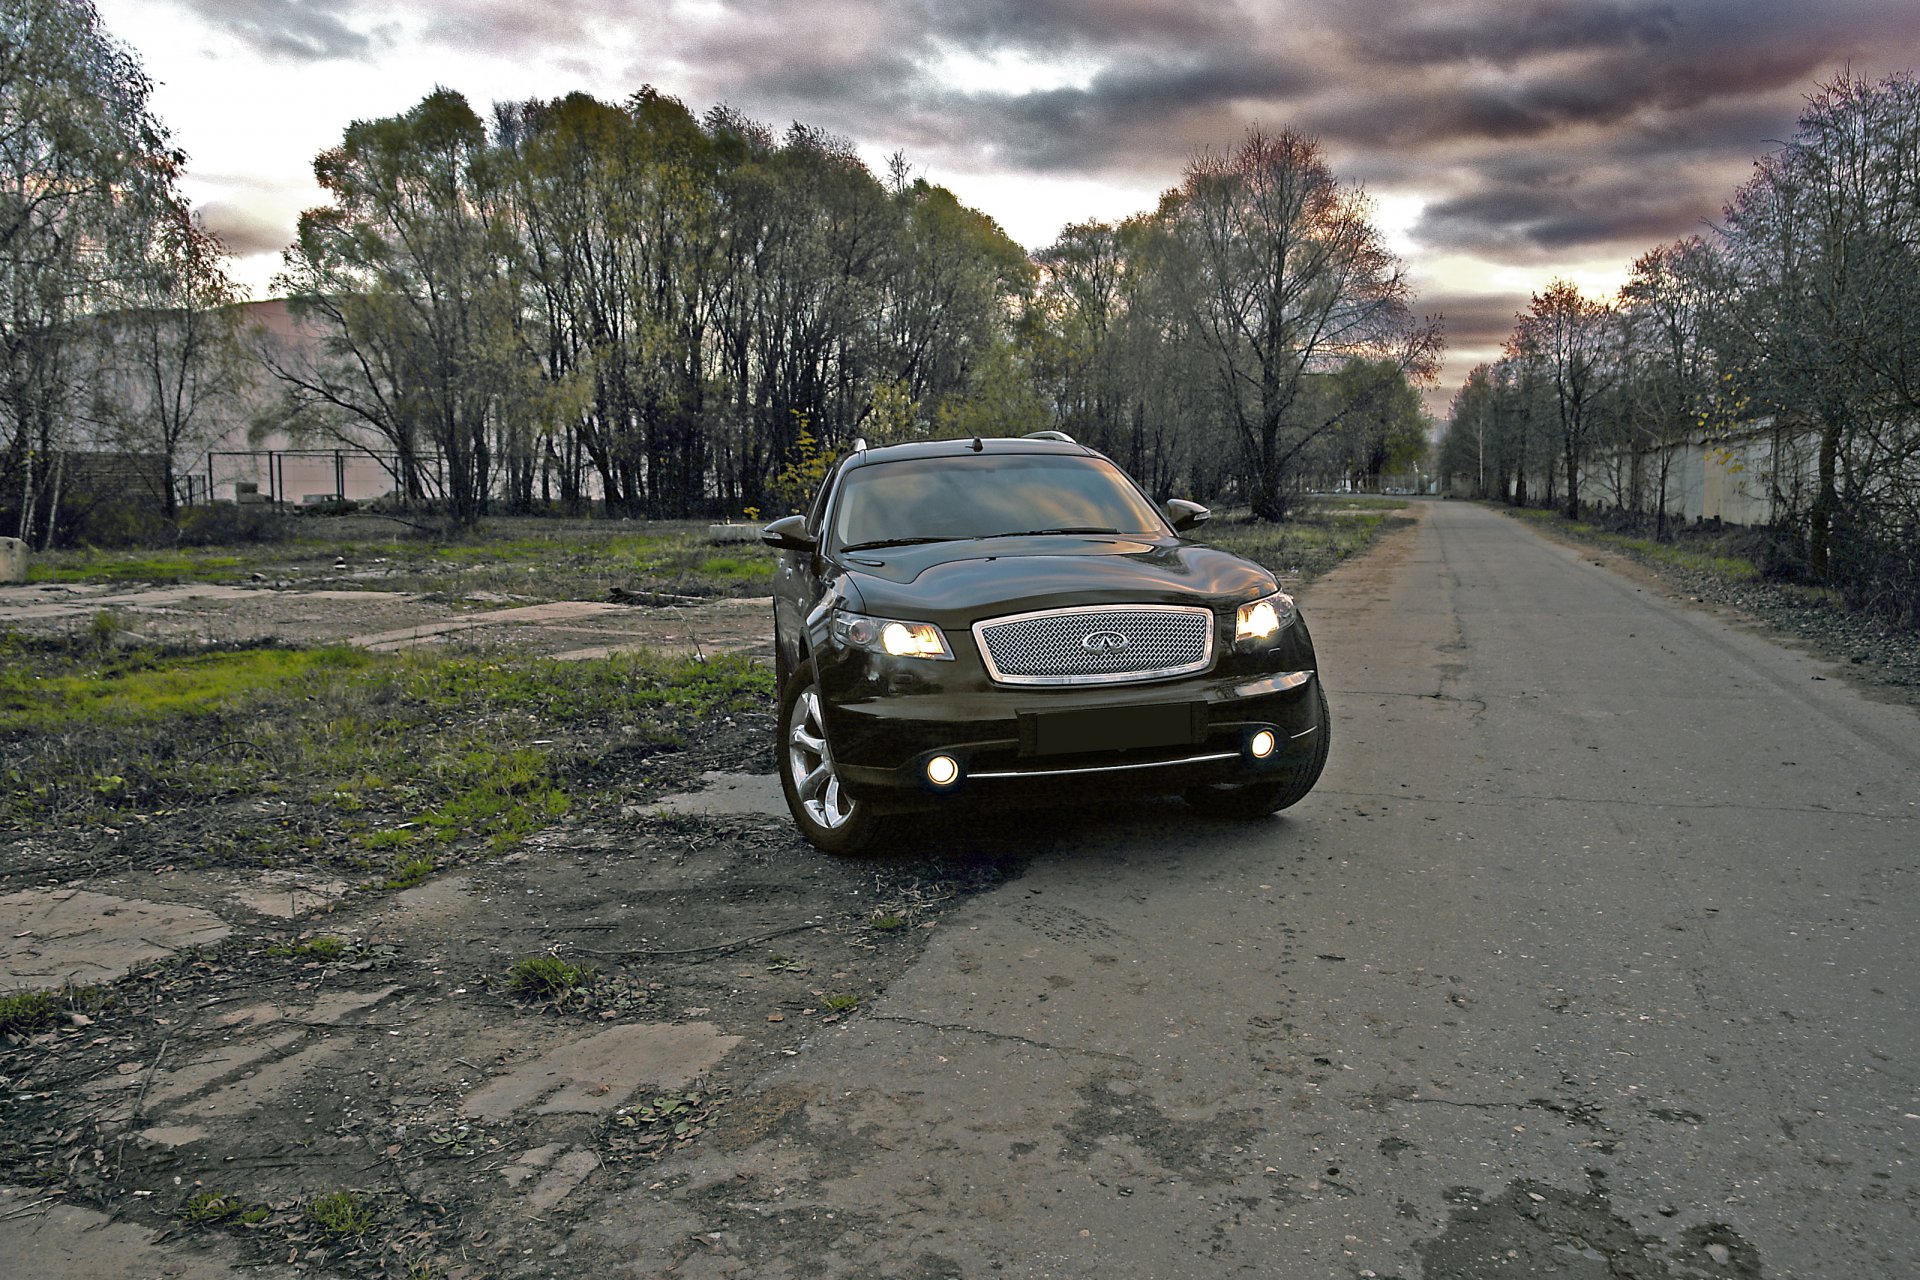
[265,935,347,961]
[507,954,596,1000]
[27,548,252,585]
[179,1190,270,1228]
[0,635,774,885]
[0,645,364,732]
[307,1189,377,1237]
[0,990,62,1035]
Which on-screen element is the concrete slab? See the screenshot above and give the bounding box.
[0,1185,310,1279]
[227,870,350,919]
[181,1038,349,1118]
[641,771,786,819]
[347,600,629,650]
[0,889,231,989]
[144,1032,306,1111]
[524,1148,602,1214]
[463,1022,742,1122]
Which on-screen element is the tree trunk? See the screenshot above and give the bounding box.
[1809,417,1842,579]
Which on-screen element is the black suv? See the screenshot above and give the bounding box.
[761,434,1329,853]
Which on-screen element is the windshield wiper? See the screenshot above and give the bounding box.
[840,536,966,551]
[987,526,1123,537]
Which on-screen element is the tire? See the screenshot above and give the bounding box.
[1185,679,1332,819]
[778,660,888,855]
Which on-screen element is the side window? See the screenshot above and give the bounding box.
[805,459,842,538]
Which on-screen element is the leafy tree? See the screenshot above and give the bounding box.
[1512,279,1614,520]
[271,89,529,526]
[0,0,189,544]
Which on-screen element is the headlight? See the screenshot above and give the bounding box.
[832,610,953,660]
[1234,591,1297,645]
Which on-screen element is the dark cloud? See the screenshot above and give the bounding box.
[181,0,387,61]
[903,0,1237,50]
[184,0,1920,281]
[1344,0,1685,70]
[1414,165,1734,259]
[198,200,290,258]
[1420,292,1531,353]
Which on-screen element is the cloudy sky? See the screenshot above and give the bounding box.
[95,0,1920,415]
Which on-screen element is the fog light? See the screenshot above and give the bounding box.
[926,755,961,786]
[1249,730,1277,759]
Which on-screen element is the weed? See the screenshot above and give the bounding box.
[822,993,862,1012]
[265,936,346,961]
[307,1189,376,1237]
[507,954,596,1001]
[868,912,906,932]
[179,1190,269,1228]
[0,990,61,1035]
[380,857,436,891]
[604,1088,727,1162]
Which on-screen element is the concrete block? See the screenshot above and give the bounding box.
[0,536,26,584]
[707,523,764,543]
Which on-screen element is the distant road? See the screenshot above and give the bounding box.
[579,498,1919,1278]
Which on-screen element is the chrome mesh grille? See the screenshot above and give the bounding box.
[972,605,1214,686]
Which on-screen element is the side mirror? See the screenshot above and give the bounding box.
[760,514,816,552]
[1165,499,1211,532]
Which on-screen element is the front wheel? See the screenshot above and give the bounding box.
[1185,680,1332,819]
[778,661,888,855]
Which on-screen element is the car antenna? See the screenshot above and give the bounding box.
[970,434,983,452]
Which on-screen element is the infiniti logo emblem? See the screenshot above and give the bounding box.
[1081,630,1131,652]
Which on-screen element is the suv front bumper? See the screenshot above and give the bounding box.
[821,661,1326,806]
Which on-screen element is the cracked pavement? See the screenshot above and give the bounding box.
[564,499,1917,1278]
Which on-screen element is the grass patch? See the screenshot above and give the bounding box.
[1506,507,1763,583]
[0,645,364,733]
[507,954,597,1001]
[0,635,773,885]
[179,1190,270,1228]
[307,1189,377,1237]
[265,936,347,961]
[26,518,779,602]
[1198,504,1412,582]
[27,548,252,585]
[0,990,62,1035]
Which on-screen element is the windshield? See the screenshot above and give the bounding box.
[830,453,1169,550]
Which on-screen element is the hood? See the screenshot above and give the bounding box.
[839,535,1276,625]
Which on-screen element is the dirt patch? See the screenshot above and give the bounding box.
[0,747,1033,1277]
[1415,1178,1762,1280]
[0,576,1048,1277]
[0,580,773,661]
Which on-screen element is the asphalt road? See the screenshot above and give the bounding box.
[582,499,1918,1278]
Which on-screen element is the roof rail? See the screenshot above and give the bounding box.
[851,436,868,454]
[1022,430,1076,443]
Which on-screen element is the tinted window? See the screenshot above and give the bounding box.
[831,453,1168,549]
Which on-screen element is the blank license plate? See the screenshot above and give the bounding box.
[1019,703,1204,757]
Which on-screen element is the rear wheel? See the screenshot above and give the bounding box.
[778,661,888,855]
[1185,679,1331,818]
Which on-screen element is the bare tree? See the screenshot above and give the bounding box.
[92,211,246,519]
[1169,128,1439,519]
[1512,280,1613,519]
